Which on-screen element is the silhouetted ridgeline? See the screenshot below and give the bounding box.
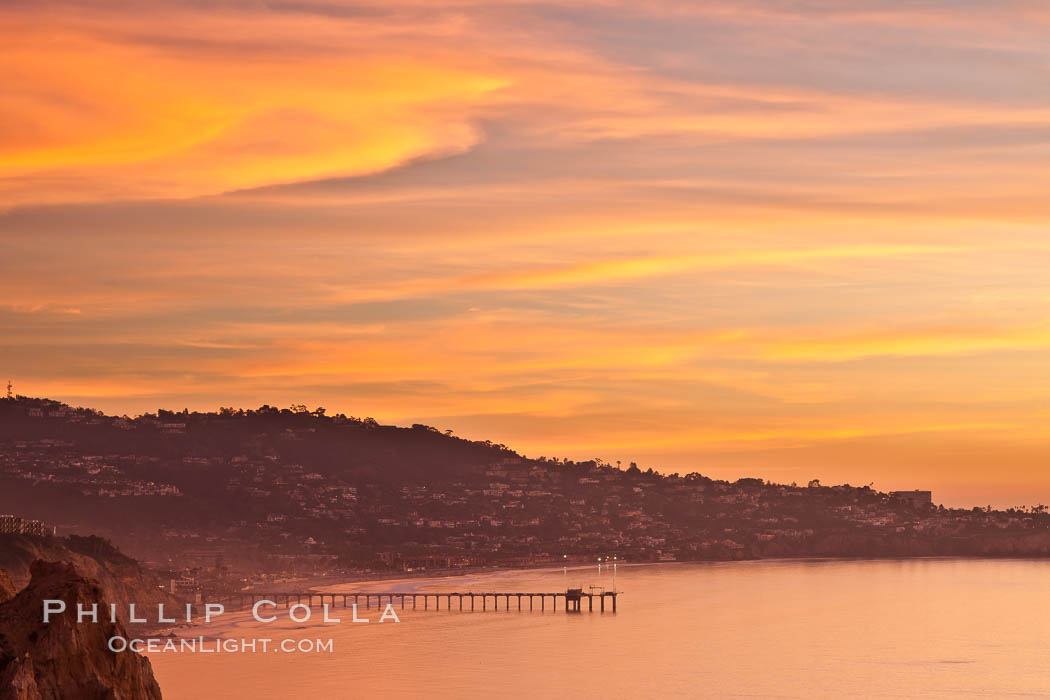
[0,397,511,483]
[3,395,1050,576]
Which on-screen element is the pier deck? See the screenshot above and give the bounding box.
[203,589,618,613]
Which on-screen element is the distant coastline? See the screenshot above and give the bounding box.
[7,395,1050,609]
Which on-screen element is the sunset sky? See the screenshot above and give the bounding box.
[3,1,1050,507]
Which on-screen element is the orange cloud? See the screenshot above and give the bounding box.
[5,2,1050,207]
[312,243,970,304]
[745,322,1050,362]
[0,8,506,205]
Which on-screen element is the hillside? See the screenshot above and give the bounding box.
[3,395,1050,589]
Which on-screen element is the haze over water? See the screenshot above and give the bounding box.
[150,559,1050,698]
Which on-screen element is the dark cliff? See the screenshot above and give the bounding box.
[0,536,177,626]
[0,560,163,700]
[0,575,13,606]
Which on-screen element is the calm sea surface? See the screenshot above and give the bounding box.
[149,559,1050,699]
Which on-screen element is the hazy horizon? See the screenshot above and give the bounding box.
[4,1,1050,509]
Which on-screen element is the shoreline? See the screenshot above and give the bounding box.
[216,551,1050,602]
[214,553,1050,605]
[288,553,1050,593]
[238,560,611,595]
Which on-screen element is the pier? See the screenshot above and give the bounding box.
[203,588,617,613]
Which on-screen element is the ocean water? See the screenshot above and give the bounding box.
[149,559,1050,699]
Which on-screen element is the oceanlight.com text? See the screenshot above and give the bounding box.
[110,636,335,654]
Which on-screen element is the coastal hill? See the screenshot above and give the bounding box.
[3,395,1050,589]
